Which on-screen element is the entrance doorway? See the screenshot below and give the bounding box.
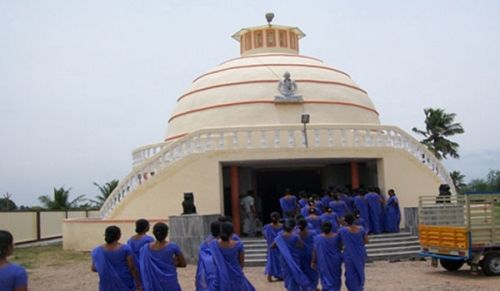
[221,159,380,233]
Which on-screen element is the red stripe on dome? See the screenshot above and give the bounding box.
[177,79,367,102]
[219,54,324,65]
[193,63,351,83]
[165,133,188,142]
[167,99,378,125]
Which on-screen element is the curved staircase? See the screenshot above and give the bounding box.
[244,231,421,267]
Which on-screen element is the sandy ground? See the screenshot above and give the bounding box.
[27,259,499,291]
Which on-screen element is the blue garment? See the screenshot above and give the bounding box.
[139,242,182,291]
[314,200,324,212]
[313,235,342,291]
[306,215,322,234]
[353,195,370,232]
[274,233,311,291]
[92,244,135,291]
[209,240,255,291]
[127,234,154,273]
[298,198,309,209]
[280,195,298,218]
[0,263,28,291]
[339,227,366,291]
[329,201,349,218]
[196,236,217,291]
[263,223,283,279]
[300,205,322,217]
[320,195,332,210]
[298,229,319,290]
[385,195,401,233]
[365,192,382,234]
[127,235,154,259]
[320,212,339,233]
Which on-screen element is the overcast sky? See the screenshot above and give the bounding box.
[1,1,499,206]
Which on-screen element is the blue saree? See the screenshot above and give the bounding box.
[208,240,255,291]
[314,235,342,291]
[263,223,283,279]
[196,236,217,291]
[274,234,311,291]
[385,195,401,233]
[338,227,366,291]
[91,245,135,291]
[139,242,182,291]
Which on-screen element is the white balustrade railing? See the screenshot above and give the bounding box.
[101,124,455,218]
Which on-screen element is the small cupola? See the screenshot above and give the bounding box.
[231,13,306,56]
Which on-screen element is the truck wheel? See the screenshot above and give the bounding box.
[481,252,500,276]
[439,259,464,271]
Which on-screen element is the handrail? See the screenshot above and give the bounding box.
[101,124,455,218]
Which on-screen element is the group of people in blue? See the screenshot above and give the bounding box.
[0,186,400,291]
[91,219,187,291]
[281,187,401,235]
[269,186,400,290]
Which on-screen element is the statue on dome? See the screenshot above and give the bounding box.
[275,71,303,103]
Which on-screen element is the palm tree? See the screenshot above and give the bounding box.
[38,187,86,210]
[90,179,119,208]
[450,171,466,194]
[412,108,464,159]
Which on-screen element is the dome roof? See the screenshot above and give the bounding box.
[165,22,379,142]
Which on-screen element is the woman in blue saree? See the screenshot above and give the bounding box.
[127,219,154,271]
[0,230,28,291]
[91,225,142,291]
[273,219,310,291]
[320,207,339,233]
[329,194,349,219]
[338,214,368,291]
[195,221,220,291]
[297,218,319,291]
[312,221,342,291]
[209,222,255,291]
[280,188,298,218]
[305,208,322,234]
[385,189,401,233]
[263,212,283,282]
[139,222,186,291]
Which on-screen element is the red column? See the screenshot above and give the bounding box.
[230,165,241,235]
[350,161,360,189]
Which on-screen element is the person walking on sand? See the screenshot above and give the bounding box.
[312,221,342,291]
[0,230,28,291]
[127,219,154,270]
[91,225,142,291]
[273,219,310,291]
[139,222,186,291]
[263,212,284,282]
[209,222,255,291]
[338,214,368,291]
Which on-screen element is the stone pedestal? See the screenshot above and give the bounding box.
[168,214,220,264]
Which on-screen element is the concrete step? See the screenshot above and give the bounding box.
[241,232,421,266]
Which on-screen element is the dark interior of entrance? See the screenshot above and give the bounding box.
[222,159,379,226]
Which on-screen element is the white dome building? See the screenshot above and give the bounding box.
[64,17,454,250]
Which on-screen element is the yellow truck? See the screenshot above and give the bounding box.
[418,193,500,275]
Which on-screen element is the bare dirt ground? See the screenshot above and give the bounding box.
[15,245,499,291]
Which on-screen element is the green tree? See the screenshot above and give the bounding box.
[449,171,466,194]
[412,108,464,159]
[38,187,86,210]
[0,192,17,211]
[463,169,500,193]
[90,179,119,208]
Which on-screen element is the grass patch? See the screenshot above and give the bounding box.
[10,243,90,269]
